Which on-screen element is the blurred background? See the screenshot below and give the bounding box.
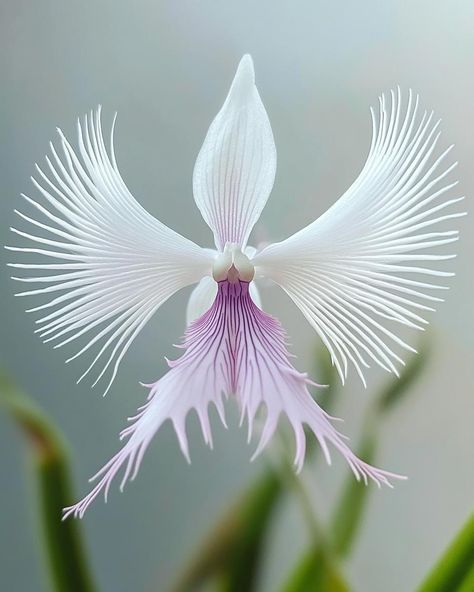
[0,1,473,591]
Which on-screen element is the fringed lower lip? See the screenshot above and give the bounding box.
[63,280,404,518]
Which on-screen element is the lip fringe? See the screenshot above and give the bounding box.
[63,280,405,519]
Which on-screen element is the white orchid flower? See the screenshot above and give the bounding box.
[7,55,464,518]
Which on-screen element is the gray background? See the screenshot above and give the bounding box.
[0,1,473,591]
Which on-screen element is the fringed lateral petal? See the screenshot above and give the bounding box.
[254,89,465,385]
[8,109,214,393]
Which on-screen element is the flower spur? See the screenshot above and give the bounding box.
[7,55,464,518]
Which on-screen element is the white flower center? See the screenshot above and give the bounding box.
[212,243,255,283]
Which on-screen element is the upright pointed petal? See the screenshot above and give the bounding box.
[254,89,465,385]
[193,55,277,251]
[7,109,214,393]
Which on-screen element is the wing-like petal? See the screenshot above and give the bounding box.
[193,55,276,251]
[254,89,465,385]
[7,109,214,394]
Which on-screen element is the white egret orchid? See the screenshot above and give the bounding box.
[8,55,464,518]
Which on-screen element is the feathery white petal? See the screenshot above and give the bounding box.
[193,55,276,251]
[8,109,213,393]
[254,89,465,385]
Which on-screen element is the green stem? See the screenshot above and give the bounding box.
[171,467,282,592]
[417,514,474,592]
[274,434,324,543]
[330,420,377,557]
[1,374,96,592]
[220,470,282,592]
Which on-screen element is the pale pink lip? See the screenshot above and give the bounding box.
[63,279,405,519]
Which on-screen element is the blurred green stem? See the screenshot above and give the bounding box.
[330,424,376,557]
[417,514,474,592]
[171,468,282,592]
[219,470,282,592]
[280,546,349,592]
[0,373,96,592]
[273,434,324,542]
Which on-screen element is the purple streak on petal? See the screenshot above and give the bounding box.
[63,280,405,518]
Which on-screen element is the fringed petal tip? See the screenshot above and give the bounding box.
[248,402,405,489]
[345,459,407,489]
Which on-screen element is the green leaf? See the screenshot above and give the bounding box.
[457,562,474,592]
[417,514,474,592]
[280,546,349,592]
[0,373,96,592]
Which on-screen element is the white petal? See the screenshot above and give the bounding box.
[186,276,217,325]
[8,109,213,394]
[193,55,276,251]
[254,89,465,385]
[244,246,263,309]
[249,282,262,310]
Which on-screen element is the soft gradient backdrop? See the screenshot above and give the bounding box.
[1,1,473,591]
